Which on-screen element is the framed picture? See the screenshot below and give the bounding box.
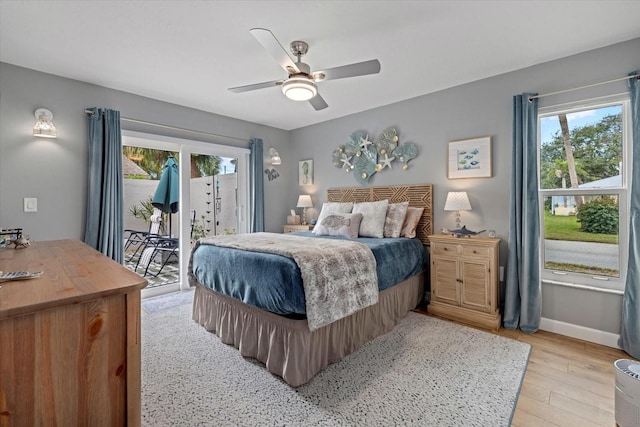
[447,136,492,179]
[299,159,313,185]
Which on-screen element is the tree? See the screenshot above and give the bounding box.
[558,114,582,208]
[123,146,177,179]
[190,154,221,178]
[540,112,622,190]
[122,147,221,179]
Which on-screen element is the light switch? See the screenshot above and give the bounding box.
[24,197,37,212]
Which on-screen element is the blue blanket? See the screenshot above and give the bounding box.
[189,232,425,316]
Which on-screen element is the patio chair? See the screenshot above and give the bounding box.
[133,209,197,278]
[124,208,163,261]
[134,236,179,277]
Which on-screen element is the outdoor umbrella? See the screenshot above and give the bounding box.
[152,156,179,237]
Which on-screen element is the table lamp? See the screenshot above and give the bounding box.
[297,195,313,225]
[444,191,471,230]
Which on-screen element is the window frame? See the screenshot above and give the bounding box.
[537,97,631,292]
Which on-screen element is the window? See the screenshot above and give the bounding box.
[538,98,630,291]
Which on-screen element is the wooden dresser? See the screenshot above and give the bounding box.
[428,234,501,330]
[0,239,147,427]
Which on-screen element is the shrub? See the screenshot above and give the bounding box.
[576,197,618,234]
[129,196,166,234]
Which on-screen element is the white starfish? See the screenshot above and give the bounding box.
[340,153,354,169]
[379,153,395,169]
[359,135,373,149]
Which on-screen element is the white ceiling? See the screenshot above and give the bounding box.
[2,1,640,131]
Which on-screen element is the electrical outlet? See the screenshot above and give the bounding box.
[24,197,37,212]
[500,266,505,282]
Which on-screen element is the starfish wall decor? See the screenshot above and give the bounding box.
[331,127,418,185]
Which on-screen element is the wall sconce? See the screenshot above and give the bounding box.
[297,195,313,225]
[33,108,57,138]
[444,191,471,230]
[269,147,281,165]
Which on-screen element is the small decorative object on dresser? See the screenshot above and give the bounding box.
[283,224,313,233]
[428,234,501,330]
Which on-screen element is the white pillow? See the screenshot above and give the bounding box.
[313,212,363,239]
[352,200,389,238]
[312,202,353,234]
[384,201,409,238]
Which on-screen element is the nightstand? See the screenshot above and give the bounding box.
[428,234,501,330]
[283,224,313,233]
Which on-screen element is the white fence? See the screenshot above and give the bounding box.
[124,173,237,238]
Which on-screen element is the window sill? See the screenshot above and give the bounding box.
[542,279,624,295]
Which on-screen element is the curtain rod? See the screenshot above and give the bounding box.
[84,109,248,142]
[529,73,639,101]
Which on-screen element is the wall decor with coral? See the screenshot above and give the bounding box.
[331,127,418,185]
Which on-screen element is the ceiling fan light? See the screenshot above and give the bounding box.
[281,77,317,101]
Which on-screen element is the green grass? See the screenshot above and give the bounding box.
[544,261,619,277]
[544,211,617,244]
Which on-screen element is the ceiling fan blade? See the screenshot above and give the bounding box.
[309,93,328,111]
[316,59,381,81]
[228,79,283,93]
[249,28,300,74]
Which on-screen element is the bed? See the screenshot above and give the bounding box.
[189,184,433,386]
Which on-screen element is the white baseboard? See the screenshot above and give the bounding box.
[539,317,621,349]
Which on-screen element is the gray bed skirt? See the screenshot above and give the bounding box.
[192,270,426,387]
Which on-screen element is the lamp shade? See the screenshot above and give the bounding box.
[444,192,471,211]
[33,108,57,138]
[296,195,313,208]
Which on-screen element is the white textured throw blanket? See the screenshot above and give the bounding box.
[198,232,378,331]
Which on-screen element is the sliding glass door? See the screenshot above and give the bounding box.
[122,131,249,298]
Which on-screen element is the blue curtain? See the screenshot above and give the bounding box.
[619,71,640,359]
[249,138,265,232]
[84,108,124,263]
[504,94,541,333]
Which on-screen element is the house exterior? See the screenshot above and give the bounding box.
[550,175,622,216]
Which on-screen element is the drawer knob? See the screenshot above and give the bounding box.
[473,250,477,254]
[443,247,448,251]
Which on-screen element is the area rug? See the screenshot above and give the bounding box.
[141,302,530,426]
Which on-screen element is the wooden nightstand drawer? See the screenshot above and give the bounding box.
[432,242,460,256]
[283,224,313,233]
[462,245,491,258]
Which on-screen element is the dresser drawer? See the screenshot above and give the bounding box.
[462,245,491,258]
[432,242,460,256]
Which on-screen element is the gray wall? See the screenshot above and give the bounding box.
[287,37,640,335]
[1,37,638,337]
[0,62,291,240]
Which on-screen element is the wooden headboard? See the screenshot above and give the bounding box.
[327,184,433,245]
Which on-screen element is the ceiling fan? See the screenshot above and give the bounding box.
[228,28,381,111]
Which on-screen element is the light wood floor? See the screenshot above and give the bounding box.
[418,310,628,427]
